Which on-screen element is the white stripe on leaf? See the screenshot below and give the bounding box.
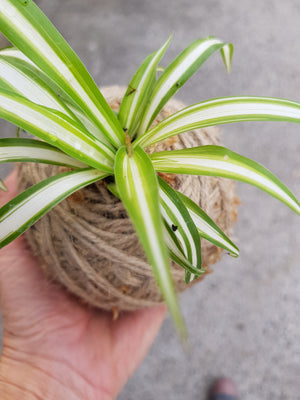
[163,223,205,282]
[137,37,233,135]
[176,191,239,257]
[158,176,202,271]
[0,168,107,248]
[136,96,300,148]
[0,90,115,172]
[114,145,186,338]
[0,0,124,147]
[119,36,171,137]
[151,145,300,215]
[0,55,78,119]
[0,138,87,168]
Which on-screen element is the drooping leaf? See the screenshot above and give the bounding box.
[158,176,202,282]
[137,37,233,135]
[106,169,205,282]
[150,145,300,215]
[0,168,108,248]
[176,191,239,257]
[163,222,206,283]
[114,144,186,338]
[135,96,300,148]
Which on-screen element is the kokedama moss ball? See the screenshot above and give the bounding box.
[18,86,238,312]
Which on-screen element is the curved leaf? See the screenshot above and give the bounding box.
[0,168,108,248]
[163,222,206,283]
[0,138,87,168]
[0,49,116,149]
[135,96,300,148]
[158,176,202,282]
[119,36,171,137]
[177,191,239,257]
[151,145,300,215]
[114,144,186,338]
[0,88,115,172]
[137,37,233,135]
[0,0,125,147]
[0,54,82,121]
[0,47,81,105]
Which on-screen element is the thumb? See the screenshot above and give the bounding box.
[0,167,48,311]
[0,167,18,207]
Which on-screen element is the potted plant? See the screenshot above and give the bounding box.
[0,0,299,338]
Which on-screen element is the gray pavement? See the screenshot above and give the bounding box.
[1,0,300,398]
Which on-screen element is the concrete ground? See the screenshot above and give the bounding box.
[1,0,300,398]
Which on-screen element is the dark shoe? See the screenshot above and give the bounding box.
[209,378,239,400]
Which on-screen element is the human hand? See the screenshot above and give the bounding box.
[0,169,166,400]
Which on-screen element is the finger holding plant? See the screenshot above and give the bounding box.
[0,0,299,338]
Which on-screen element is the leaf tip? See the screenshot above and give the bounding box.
[0,179,8,192]
[221,43,234,73]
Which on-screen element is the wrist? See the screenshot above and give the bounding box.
[0,344,113,400]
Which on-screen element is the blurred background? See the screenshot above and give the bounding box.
[1,0,300,398]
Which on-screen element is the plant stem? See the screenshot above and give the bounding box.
[125,133,133,157]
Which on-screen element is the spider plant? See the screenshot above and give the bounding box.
[0,0,300,338]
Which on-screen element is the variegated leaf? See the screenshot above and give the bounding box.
[0,138,87,168]
[158,176,202,282]
[136,96,300,148]
[119,36,171,137]
[0,0,125,147]
[137,37,233,135]
[114,143,186,337]
[163,222,206,283]
[0,88,115,172]
[151,145,300,215]
[0,168,108,248]
[177,191,239,257]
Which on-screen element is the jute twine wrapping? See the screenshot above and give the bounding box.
[18,86,238,311]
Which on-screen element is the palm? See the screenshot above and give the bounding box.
[0,170,166,399]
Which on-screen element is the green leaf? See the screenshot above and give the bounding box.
[0,54,83,122]
[135,96,300,148]
[0,168,108,248]
[118,36,171,137]
[102,175,219,281]
[158,176,202,282]
[0,50,115,146]
[0,0,125,147]
[0,88,115,172]
[0,47,81,106]
[151,145,300,215]
[59,97,115,150]
[176,191,239,257]
[0,138,87,168]
[163,222,206,283]
[137,37,233,135]
[114,144,186,338]
[106,181,120,199]
[0,46,35,65]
